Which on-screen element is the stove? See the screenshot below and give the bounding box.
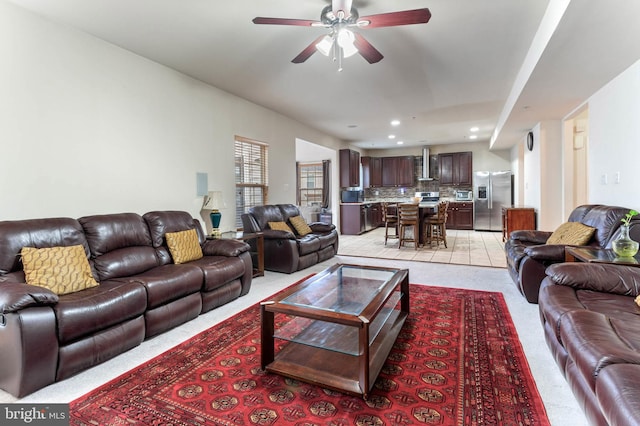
[416,191,440,211]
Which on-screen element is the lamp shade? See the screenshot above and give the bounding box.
[202,191,222,211]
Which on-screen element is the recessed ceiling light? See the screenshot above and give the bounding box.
[388,134,396,139]
[470,126,479,132]
[397,141,404,145]
[391,120,401,126]
[469,135,478,140]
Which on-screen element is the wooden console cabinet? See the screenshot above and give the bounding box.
[502,206,536,241]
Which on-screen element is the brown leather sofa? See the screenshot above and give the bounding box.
[0,210,252,397]
[241,204,338,273]
[539,262,640,426]
[505,204,632,303]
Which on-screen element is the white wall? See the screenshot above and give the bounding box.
[0,1,342,230]
[522,59,640,231]
[523,121,565,230]
[587,59,640,210]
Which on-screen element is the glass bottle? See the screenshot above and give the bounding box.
[612,224,639,257]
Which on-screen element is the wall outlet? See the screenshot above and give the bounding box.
[615,171,621,184]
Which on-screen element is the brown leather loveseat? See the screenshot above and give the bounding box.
[0,210,252,397]
[241,204,338,273]
[539,262,640,426]
[505,204,632,303]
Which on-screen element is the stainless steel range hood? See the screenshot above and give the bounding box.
[417,147,434,181]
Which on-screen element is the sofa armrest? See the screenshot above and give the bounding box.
[202,239,250,257]
[510,230,552,244]
[545,262,640,296]
[309,222,335,233]
[0,282,59,313]
[262,229,296,240]
[524,244,567,261]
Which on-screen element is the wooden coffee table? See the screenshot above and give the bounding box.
[260,263,409,399]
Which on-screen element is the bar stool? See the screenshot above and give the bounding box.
[382,202,399,245]
[398,203,419,250]
[424,201,449,248]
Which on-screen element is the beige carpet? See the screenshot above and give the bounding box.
[338,227,507,268]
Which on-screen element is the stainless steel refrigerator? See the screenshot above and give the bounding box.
[473,171,512,231]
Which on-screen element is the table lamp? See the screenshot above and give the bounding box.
[202,191,223,238]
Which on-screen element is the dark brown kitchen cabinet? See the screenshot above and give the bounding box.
[339,149,360,188]
[439,152,472,186]
[340,203,364,235]
[370,203,384,227]
[361,156,382,188]
[381,156,414,187]
[446,202,474,230]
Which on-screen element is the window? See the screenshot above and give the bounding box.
[235,136,268,228]
[297,162,324,207]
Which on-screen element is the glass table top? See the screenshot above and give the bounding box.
[280,264,400,316]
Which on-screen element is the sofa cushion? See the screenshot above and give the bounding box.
[165,229,203,264]
[268,221,293,233]
[0,217,89,275]
[54,280,147,343]
[79,213,153,257]
[546,222,595,245]
[277,204,302,221]
[21,245,99,295]
[297,235,321,255]
[560,310,640,390]
[289,215,312,236]
[143,211,201,248]
[248,205,284,231]
[79,213,159,280]
[126,264,204,309]
[596,364,640,426]
[188,256,246,292]
[91,246,159,281]
[581,205,629,248]
[315,231,337,249]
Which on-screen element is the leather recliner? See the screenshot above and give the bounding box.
[241,204,338,273]
[539,262,640,426]
[504,204,635,303]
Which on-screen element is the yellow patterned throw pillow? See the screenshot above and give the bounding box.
[268,221,293,233]
[165,228,203,264]
[21,245,99,295]
[289,215,312,236]
[546,222,595,245]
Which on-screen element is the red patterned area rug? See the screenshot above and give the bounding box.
[70,284,549,425]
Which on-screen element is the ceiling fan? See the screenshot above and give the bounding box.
[253,0,431,71]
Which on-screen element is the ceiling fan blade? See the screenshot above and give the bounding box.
[359,8,431,28]
[292,35,326,64]
[252,17,318,27]
[353,33,383,64]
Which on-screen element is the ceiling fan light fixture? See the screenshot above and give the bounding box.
[337,29,358,58]
[316,35,334,56]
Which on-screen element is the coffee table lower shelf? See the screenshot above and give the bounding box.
[263,310,407,398]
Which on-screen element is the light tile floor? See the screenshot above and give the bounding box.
[338,227,507,268]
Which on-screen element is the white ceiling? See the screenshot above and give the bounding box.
[8,0,640,150]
